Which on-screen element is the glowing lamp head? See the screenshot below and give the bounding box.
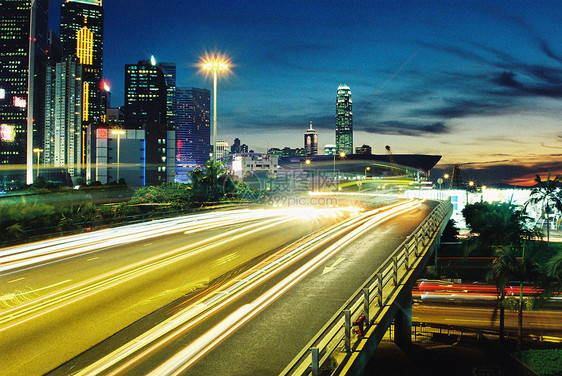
[444,173,449,179]
[199,52,232,78]
[339,152,346,158]
[103,81,110,92]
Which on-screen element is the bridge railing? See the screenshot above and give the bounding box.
[280,198,453,376]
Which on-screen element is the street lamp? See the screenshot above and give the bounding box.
[200,53,231,160]
[365,166,371,179]
[26,0,38,184]
[334,152,345,189]
[33,148,42,178]
[111,129,126,182]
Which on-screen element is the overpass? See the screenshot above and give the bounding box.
[0,195,452,376]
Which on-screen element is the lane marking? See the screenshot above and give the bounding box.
[87,257,99,262]
[8,277,25,284]
[322,257,345,275]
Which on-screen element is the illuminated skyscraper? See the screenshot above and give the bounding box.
[60,0,104,126]
[304,121,318,156]
[50,57,83,177]
[0,0,49,180]
[175,87,210,180]
[335,84,353,155]
[124,60,168,185]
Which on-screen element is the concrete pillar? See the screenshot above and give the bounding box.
[394,290,412,348]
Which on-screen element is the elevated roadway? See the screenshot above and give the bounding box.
[0,197,438,375]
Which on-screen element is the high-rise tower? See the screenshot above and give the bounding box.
[60,0,104,126]
[175,87,210,179]
[304,121,318,156]
[0,0,49,182]
[124,60,168,185]
[335,84,353,155]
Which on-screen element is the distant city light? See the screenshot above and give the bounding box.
[13,96,26,108]
[1,124,16,142]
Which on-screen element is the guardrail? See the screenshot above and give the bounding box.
[280,198,453,376]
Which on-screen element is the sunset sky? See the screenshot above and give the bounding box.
[51,0,562,185]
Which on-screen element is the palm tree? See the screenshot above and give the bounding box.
[190,160,235,203]
[492,245,540,350]
[525,172,562,243]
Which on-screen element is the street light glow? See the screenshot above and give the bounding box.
[198,52,232,160]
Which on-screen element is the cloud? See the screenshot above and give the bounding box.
[408,98,507,120]
[491,71,562,98]
[357,121,449,136]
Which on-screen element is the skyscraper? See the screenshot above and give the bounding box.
[0,0,49,181]
[48,57,83,177]
[124,60,168,185]
[60,0,104,126]
[304,121,318,156]
[175,87,210,179]
[335,84,353,155]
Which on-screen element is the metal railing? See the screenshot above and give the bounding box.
[280,198,453,376]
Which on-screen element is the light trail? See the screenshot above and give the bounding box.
[148,200,421,376]
[72,200,421,376]
[0,215,298,330]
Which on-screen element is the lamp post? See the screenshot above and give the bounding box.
[26,0,37,184]
[364,166,371,179]
[33,148,42,178]
[111,129,126,182]
[201,54,230,160]
[334,152,345,190]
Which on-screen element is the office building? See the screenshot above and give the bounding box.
[324,144,337,156]
[335,84,353,155]
[355,144,372,155]
[0,0,49,180]
[60,0,104,126]
[93,127,145,185]
[44,56,83,177]
[44,30,62,167]
[304,121,318,156]
[216,140,229,159]
[175,87,210,180]
[124,59,168,185]
[231,138,241,154]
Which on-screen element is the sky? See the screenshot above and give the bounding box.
[49,0,561,186]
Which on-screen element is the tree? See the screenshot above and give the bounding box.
[190,161,235,203]
[491,245,540,349]
[462,202,541,256]
[525,172,562,243]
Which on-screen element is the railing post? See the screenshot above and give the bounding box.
[377,273,383,306]
[392,256,398,286]
[311,347,319,376]
[404,246,410,270]
[344,310,351,353]
[363,288,370,323]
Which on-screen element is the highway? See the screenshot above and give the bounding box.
[0,197,437,375]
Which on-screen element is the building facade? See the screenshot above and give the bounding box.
[335,84,353,155]
[355,144,372,155]
[124,60,168,185]
[0,0,49,182]
[304,121,318,156]
[93,127,145,185]
[45,56,83,177]
[175,87,210,180]
[60,0,104,127]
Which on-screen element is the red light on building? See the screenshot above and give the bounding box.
[97,128,108,139]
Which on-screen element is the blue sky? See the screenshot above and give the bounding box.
[50,0,562,185]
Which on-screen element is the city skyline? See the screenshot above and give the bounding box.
[44,0,562,185]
